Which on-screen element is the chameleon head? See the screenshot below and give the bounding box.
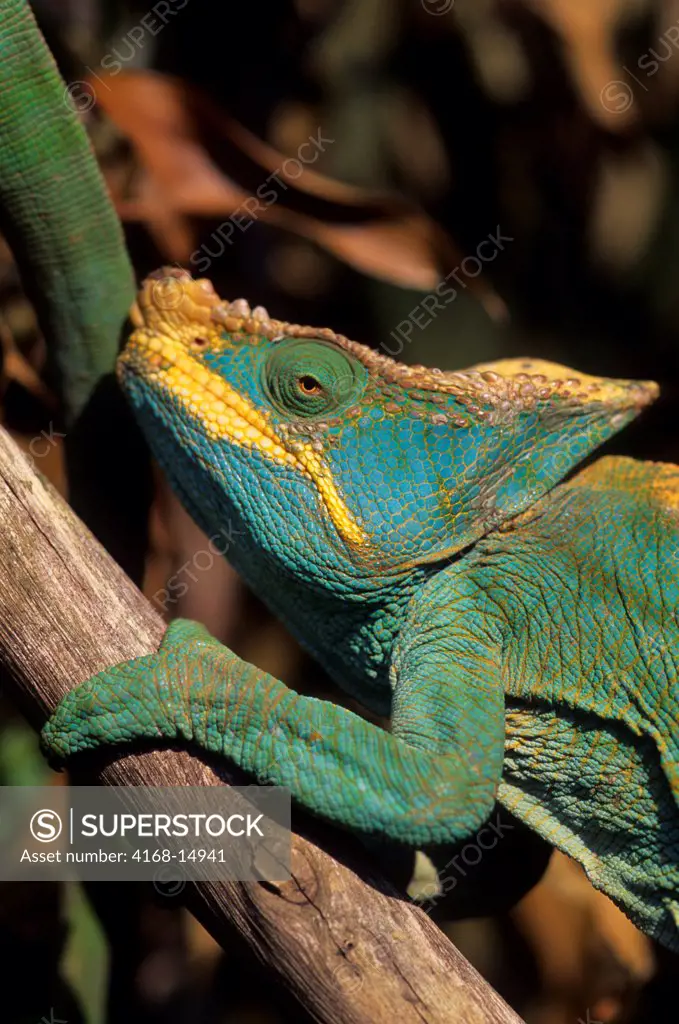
[118,268,658,597]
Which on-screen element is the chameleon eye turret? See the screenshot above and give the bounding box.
[262,338,367,419]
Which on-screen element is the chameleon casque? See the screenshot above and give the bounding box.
[40,268,679,954]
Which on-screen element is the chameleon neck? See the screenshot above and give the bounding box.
[0,0,136,422]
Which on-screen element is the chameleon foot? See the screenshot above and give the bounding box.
[41,618,222,765]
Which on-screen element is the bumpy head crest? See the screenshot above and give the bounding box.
[120,268,658,586]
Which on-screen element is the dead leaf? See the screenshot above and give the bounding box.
[86,70,503,311]
[0,317,56,409]
[524,0,644,131]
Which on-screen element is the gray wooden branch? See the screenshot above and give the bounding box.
[0,424,523,1024]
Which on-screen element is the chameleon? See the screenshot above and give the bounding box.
[40,267,679,955]
[1,0,677,964]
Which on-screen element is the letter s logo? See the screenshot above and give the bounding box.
[30,809,63,842]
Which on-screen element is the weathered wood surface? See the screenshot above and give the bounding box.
[0,424,524,1024]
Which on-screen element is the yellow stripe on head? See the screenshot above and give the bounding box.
[122,328,365,547]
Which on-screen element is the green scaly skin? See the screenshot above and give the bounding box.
[0,0,135,421]
[41,269,679,952]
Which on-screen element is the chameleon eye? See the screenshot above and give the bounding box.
[263,338,366,419]
[298,375,323,395]
[191,337,208,350]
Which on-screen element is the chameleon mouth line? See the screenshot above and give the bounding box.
[118,333,366,546]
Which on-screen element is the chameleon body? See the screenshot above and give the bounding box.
[42,269,679,952]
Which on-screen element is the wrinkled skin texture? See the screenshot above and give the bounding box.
[42,269,679,951]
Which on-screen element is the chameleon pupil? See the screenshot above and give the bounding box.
[192,337,208,349]
[299,375,321,394]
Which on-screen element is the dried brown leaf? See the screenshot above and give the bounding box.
[87,70,502,309]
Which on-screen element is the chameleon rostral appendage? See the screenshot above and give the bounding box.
[42,268,679,951]
[0,0,136,421]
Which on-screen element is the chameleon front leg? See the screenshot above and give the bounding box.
[42,611,504,847]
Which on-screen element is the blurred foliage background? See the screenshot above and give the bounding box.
[1,0,679,1021]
